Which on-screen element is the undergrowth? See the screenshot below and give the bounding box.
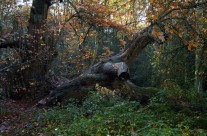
[9,87,207,136]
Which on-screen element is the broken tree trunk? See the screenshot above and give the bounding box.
[37,24,160,106]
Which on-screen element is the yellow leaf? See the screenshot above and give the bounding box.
[187,45,191,50]
[178,33,182,38]
[151,15,158,21]
[159,35,165,42]
[120,39,126,45]
[191,42,199,48]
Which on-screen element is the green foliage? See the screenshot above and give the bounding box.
[31,90,207,135]
[152,83,207,106]
[150,41,195,89]
[130,46,153,87]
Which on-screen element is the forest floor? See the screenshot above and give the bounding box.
[0,98,39,135]
[1,89,207,135]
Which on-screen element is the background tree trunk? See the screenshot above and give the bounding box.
[194,45,206,92]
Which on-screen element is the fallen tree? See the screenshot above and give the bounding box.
[37,24,162,106]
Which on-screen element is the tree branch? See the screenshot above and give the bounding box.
[121,24,155,64]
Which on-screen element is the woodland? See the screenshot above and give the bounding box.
[0,0,207,135]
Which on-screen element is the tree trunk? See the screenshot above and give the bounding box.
[0,0,55,98]
[20,0,56,94]
[194,45,204,92]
